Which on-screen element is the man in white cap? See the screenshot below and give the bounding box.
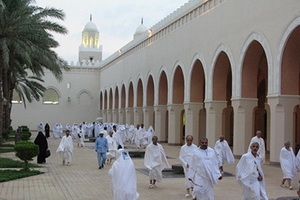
[94,131,108,169]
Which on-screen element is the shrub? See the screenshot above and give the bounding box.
[17,126,32,141]
[14,141,39,170]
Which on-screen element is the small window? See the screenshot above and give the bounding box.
[43,88,59,105]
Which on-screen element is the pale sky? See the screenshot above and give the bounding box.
[35,0,190,63]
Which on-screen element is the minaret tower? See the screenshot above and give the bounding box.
[79,15,102,62]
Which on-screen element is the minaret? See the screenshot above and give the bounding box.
[79,15,102,62]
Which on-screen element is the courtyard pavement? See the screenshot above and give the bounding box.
[0,132,299,200]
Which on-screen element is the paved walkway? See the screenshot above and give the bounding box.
[0,132,299,200]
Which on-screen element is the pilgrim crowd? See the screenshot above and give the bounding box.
[34,122,300,200]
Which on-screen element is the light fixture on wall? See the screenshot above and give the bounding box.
[67,97,71,102]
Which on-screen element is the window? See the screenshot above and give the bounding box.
[43,88,59,105]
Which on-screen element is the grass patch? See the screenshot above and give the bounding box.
[0,157,41,168]
[0,169,43,182]
[0,148,14,153]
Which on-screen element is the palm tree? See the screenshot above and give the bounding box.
[0,0,68,135]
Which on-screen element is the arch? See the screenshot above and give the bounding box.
[158,70,168,105]
[43,87,60,105]
[121,84,126,108]
[100,91,103,110]
[237,32,273,97]
[172,65,185,104]
[170,61,186,104]
[137,79,143,107]
[109,88,113,109]
[104,90,108,109]
[240,37,269,144]
[114,86,119,109]
[277,17,300,94]
[212,51,232,101]
[210,44,235,100]
[146,75,155,106]
[76,89,93,99]
[190,59,205,102]
[45,86,61,98]
[280,24,300,95]
[128,82,134,107]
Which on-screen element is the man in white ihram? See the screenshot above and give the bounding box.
[188,137,222,200]
[248,130,266,162]
[214,135,235,173]
[179,135,198,198]
[109,149,139,200]
[236,142,268,200]
[280,141,297,190]
[144,136,170,188]
[56,130,74,166]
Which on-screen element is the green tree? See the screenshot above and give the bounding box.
[0,0,68,134]
[14,141,39,170]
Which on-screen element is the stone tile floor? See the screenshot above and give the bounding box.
[0,132,299,200]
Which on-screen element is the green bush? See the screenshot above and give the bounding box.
[14,141,39,170]
[17,126,31,141]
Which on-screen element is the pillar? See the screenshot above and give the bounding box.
[154,105,168,142]
[232,98,258,156]
[167,104,184,145]
[126,107,134,125]
[106,109,112,123]
[118,108,125,124]
[143,106,154,129]
[205,101,227,147]
[184,102,203,144]
[268,95,299,164]
[112,109,119,123]
[134,107,143,126]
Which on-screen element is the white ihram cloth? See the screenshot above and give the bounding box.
[248,136,266,162]
[71,124,78,140]
[77,128,84,146]
[144,142,170,182]
[188,147,221,200]
[37,123,44,134]
[58,123,63,137]
[56,135,74,163]
[53,124,60,138]
[280,147,297,179]
[109,149,139,200]
[113,131,124,149]
[214,140,235,167]
[106,135,118,159]
[236,152,268,200]
[134,128,142,147]
[179,143,198,188]
[296,150,300,169]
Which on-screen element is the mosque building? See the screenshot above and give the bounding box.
[11,0,300,164]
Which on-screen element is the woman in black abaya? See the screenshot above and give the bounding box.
[34,131,48,164]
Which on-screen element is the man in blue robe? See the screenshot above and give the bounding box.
[94,132,108,169]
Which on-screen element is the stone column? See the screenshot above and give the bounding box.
[143,106,154,129]
[232,98,258,156]
[205,101,227,146]
[268,95,299,164]
[154,105,168,142]
[112,109,119,123]
[126,107,134,125]
[134,107,143,126]
[106,109,112,123]
[118,108,125,124]
[102,109,107,122]
[184,102,203,144]
[167,104,184,145]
